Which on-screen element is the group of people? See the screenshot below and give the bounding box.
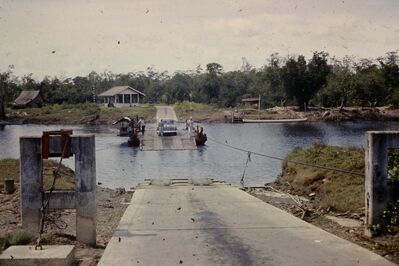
[185,117,204,137]
[128,116,146,137]
[127,116,145,147]
[185,117,207,145]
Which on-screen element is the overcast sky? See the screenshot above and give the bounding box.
[0,0,398,79]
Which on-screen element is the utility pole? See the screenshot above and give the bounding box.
[92,87,96,103]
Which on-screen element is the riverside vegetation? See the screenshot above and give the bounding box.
[281,144,365,212]
[1,51,399,121]
[280,144,399,234]
[6,101,399,125]
[6,103,156,124]
[258,144,399,262]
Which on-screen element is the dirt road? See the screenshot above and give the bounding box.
[156,106,178,121]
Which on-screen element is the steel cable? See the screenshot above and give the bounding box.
[241,152,251,187]
[35,136,70,250]
[207,136,364,177]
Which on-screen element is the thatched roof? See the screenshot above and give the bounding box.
[98,86,145,97]
[13,90,41,106]
[112,117,131,125]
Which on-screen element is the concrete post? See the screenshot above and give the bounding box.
[20,137,42,233]
[20,134,97,245]
[365,132,391,235]
[4,178,15,194]
[72,135,96,246]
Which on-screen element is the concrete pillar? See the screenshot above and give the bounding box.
[4,178,15,194]
[365,132,389,235]
[20,137,42,233]
[72,135,96,246]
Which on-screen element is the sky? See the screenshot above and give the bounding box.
[0,0,398,79]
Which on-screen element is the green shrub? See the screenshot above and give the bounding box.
[7,229,34,246]
[0,237,6,253]
[383,200,399,234]
[388,149,399,180]
[0,229,35,253]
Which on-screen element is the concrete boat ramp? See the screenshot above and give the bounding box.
[99,179,394,266]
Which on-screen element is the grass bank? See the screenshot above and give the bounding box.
[6,103,157,125]
[174,101,225,122]
[253,144,399,262]
[280,144,365,212]
[0,159,75,190]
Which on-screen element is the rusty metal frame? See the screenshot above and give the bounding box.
[42,130,73,159]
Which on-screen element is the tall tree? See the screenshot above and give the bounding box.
[378,51,399,105]
[351,62,386,106]
[281,55,307,109]
[203,63,223,102]
[282,52,330,110]
[166,73,193,103]
[316,56,354,108]
[263,53,285,106]
[0,69,13,120]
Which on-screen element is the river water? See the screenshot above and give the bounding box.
[1,121,398,188]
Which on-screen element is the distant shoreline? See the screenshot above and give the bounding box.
[4,105,399,125]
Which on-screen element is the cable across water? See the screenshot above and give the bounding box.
[207,136,364,177]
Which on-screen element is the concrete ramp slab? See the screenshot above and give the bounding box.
[0,245,75,266]
[99,183,394,266]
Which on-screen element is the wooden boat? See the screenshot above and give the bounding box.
[194,126,207,146]
[0,120,25,125]
[195,134,207,146]
[128,135,140,147]
[242,118,308,123]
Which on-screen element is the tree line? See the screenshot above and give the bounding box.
[1,51,399,119]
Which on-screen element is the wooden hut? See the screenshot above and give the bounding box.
[242,97,260,108]
[12,90,43,109]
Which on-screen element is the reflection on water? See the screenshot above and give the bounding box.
[281,123,325,138]
[1,121,399,188]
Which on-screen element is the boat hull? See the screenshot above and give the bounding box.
[242,118,308,123]
[195,134,207,146]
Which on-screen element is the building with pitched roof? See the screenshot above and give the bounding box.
[98,86,145,107]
